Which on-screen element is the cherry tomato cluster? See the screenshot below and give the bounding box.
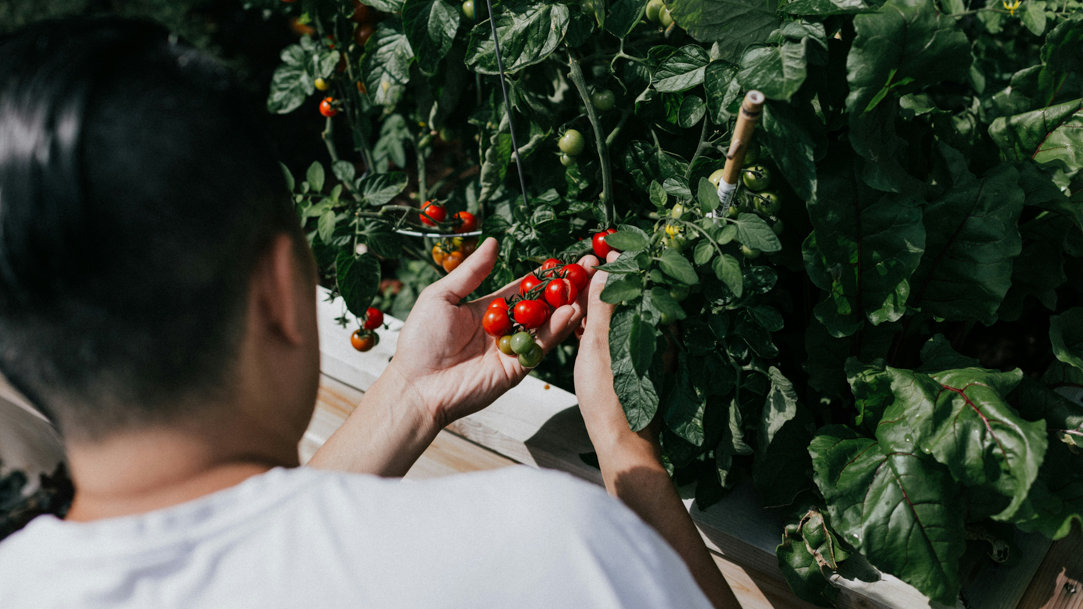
[432,236,478,272]
[482,259,591,368]
[350,306,384,352]
[418,201,477,232]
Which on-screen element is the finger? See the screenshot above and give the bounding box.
[583,250,620,335]
[432,237,499,303]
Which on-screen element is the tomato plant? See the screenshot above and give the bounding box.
[267,0,1083,605]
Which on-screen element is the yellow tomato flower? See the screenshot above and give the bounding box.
[1003,0,1021,16]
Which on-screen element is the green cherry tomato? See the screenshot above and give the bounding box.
[659,6,674,27]
[708,168,726,188]
[509,331,535,355]
[497,334,516,355]
[314,77,330,91]
[742,164,771,191]
[645,0,664,22]
[669,285,690,302]
[591,89,616,112]
[517,343,544,368]
[754,191,781,216]
[462,0,475,19]
[559,153,576,167]
[558,129,586,156]
[740,244,761,259]
[660,310,675,325]
[670,203,685,219]
[725,201,741,218]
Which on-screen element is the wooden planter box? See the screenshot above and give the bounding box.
[306,287,1083,609]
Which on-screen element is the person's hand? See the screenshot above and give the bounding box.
[387,238,597,428]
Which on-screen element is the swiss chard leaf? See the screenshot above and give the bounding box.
[989,98,1083,174]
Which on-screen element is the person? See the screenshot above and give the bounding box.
[0,15,739,609]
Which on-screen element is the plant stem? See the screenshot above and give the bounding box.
[685,118,712,184]
[567,51,615,226]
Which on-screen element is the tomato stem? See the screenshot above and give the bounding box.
[567,51,615,226]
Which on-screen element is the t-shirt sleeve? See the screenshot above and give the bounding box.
[510,468,715,609]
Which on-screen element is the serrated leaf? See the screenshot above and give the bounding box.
[693,239,714,265]
[611,305,660,431]
[363,24,415,107]
[628,314,657,375]
[601,275,643,304]
[658,249,699,285]
[606,0,644,38]
[267,44,309,114]
[317,209,337,244]
[696,176,719,213]
[649,180,667,207]
[465,2,570,74]
[335,251,382,318]
[733,213,782,252]
[597,251,643,274]
[712,254,743,297]
[811,426,966,603]
[402,0,460,74]
[1051,308,1083,371]
[668,0,781,60]
[650,44,710,93]
[737,40,809,101]
[704,62,741,125]
[606,226,651,251]
[358,172,409,207]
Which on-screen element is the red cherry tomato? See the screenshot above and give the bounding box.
[488,297,507,311]
[482,308,513,337]
[319,97,338,118]
[519,273,543,296]
[561,263,589,292]
[540,258,561,272]
[544,278,578,308]
[350,330,377,351]
[592,228,617,259]
[362,307,383,330]
[513,299,549,329]
[419,201,447,226]
[453,211,477,232]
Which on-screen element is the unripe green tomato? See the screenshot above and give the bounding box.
[314,77,330,91]
[772,218,785,236]
[497,334,516,355]
[742,164,771,191]
[725,202,740,218]
[591,89,616,112]
[558,129,586,156]
[462,0,475,19]
[708,168,726,188]
[659,7,673,27]
[669,285,690,302]
[509,331,535,355]
[740,244,761,259]
[559,152,576,167]
[645,0,664,22]
[670,203,685,219]
[744,145,761,165]
[518,343,544,368]
[754,191,781,216]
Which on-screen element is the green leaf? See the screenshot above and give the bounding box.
[358,172,409,207]
[606,226,651,251]
[696,177,719,213]
[801,152,924,336]
[692,240,713,265]
[677,95,706,128]
[363,24,415,107]
[317,209,337,244]
[335,251,382,318]
[910,148,1023,324]
[402,0,461,75]
[331,160,355,185]
[365,0,405,11]
[810,426,966,603]
[737,28,818,101]
[650,45,710,93]
[611,304,660,431]
[733,213,782,253]
[703,61,741,126]
[667,0,781,60]
[776,510,845,606]
[712,254,743,297]
[761,100,822,201]
[917,335,980,373]
[1013,441,1083,540]
[1050,308,1083,371]
[649,180,667,207]
[306,162,326,193]
[465,1,570,74]
[658,249,699,285]
[597,251,643,274]
[874,367,1044,521]
[601,275,644,304]
[267,44,310,114]
[754,368,812,506]
[663,352,707,446]
[628,314,657,375]
[782,0,871,15]
[989,99,1083,174]
[281,163,295,192]
[606,0,645,38]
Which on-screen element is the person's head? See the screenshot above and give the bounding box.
[0,16,318,445]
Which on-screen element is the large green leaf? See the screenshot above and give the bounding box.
[761,100,824,201]
[873,367,1044,520]
[335,251,382,318]
[668,0,781,60]
[1050,308,1083,371]
[801,152,925,337]
[810,426,966,603]
[610,304,660,431]
[649,45,710,93]
[401,0,460,75]
[737,21,826,101]
[663,352,707,446]
[754,368,813,506]
[776,509,849,606]
[733,213,782,253]
[267,44,311,114]
[606,0,645,39]
[363,24,415,107]
[910,148,1023,324]
[1012,441,1083,540]
[465,2,570,74]
[357,172,408,207]
[845,0,970,191]
[989,98,1083,174]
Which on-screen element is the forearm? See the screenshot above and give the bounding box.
[308,363,440,477]
[587,424,740,609]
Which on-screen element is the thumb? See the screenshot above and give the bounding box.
[432,237,498,303]
[583,250,620,336]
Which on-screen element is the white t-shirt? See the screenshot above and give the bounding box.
[0,465,712,608]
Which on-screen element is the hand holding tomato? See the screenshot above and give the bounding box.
[387,238,598,426]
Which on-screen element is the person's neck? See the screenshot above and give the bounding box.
[64,423,299,522]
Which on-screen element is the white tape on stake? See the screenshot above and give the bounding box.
[709,90,765,221]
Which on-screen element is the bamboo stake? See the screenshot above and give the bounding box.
[715,90,765,216]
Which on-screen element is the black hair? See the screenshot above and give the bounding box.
[0,16,300,440]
